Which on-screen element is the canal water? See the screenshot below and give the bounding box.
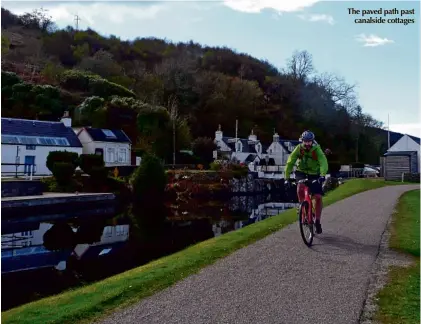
[1,193,299,311]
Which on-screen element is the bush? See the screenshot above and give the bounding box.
[192,137,217,165]
[130,154,167,201]
[328,161,341,174]
[46,151,79,173]
[52,162,76,184]
[1,71,22,87]
[59,70,136,99]
[78,154,104,175]
[210,161,222,171]
[89,166,109,180]
[229,163,249,178]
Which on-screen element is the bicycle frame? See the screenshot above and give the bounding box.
[296,178,317,224]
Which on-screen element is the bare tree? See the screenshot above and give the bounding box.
[238,63,251,80]
[286,50,314,81]
[313,72,357,104]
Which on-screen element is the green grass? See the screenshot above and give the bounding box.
[1,179,412,324]
[375,189,420,324]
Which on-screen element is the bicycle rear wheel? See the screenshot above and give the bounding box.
[298,201,314,246]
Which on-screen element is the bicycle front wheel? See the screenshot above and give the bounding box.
[298,201,314,247]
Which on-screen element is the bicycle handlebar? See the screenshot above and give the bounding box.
[285,178,318,186]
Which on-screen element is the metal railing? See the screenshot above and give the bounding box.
[1,163,37,180]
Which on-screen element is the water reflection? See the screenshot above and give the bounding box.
[1,194,298,310]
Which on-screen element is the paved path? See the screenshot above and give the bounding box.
[99,185,418,324]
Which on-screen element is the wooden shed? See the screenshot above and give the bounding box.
[383,151,418,181]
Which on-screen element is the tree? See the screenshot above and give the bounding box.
[19,8,55,32]
[192,137,217,166]
[130,153,167,202]
[285,50,314,81]
[136,102,191,161]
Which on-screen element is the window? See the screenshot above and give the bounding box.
[118,148,126,163]
[236,142,241,152]
[116,225,126,236]
[107,148,116,162]
[26,145,36,150]
[102,129,117,139]
[21,231,33,237]
[95,148,104,156]
[103,226,113,237]
[1,135,70,146]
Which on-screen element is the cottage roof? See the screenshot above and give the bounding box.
[1,118,82,147]
[84,127,131,144]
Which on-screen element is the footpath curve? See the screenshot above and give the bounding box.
[98,184,418,324]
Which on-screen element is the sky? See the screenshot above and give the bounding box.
[2,0,420,137]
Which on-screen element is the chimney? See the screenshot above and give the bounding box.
[248,129,257,142]
[60,111,72,127]
[215,124,223,141]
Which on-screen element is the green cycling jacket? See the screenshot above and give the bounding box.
[284,143,329,179]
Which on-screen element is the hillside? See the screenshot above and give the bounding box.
[1,7,393,164]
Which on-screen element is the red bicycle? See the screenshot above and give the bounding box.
[295,178,318,247]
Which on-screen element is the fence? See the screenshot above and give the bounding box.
[402,173,420,183]
[1,163,37,180]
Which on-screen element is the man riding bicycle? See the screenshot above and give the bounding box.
[284,130,329,234]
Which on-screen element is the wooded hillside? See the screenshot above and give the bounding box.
[1,7,390,164]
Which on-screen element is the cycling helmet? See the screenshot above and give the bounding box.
[299,130,315,142]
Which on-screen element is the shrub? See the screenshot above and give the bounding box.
[1,71,22,87]
[78,154,104,175]
[229,163,249,178]
[46,151,79,173]
[210,161,222,171]
[89,166,109,180]
[328,161,341,174]
[192,137,217,165]
[59,70,136,99]
[52,162,76,184]
[130,153,167,201]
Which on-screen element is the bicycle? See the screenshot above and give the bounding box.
[289,178,318,247]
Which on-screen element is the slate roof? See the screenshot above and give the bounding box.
[84,127,132,144]
[278,139,300,153]
[220,136,261,154]
[388,130,420,147]
[1,118,82,147]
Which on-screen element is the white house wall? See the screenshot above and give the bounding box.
[1,144,82,176]
[89,141,131,166]
[77,129,132,166]
[1,223,52,248]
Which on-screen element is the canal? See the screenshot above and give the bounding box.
[1,191,299,311]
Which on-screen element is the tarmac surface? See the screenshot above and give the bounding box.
[98,185,418,324]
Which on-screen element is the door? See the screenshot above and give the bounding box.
[24,156,35,175]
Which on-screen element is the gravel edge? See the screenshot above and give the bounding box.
[358,205,415,324]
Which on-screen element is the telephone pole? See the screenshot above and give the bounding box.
[74,14,81,30]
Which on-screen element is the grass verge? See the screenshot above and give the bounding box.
[1,178,412,324]
[375,189,420,324]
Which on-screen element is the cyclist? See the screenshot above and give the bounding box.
[284,130,328,234]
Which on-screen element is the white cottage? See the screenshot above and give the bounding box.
[76,127,132,167]
[265,132,300,165]
[213,125,263,164]
[1,115,83,177]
